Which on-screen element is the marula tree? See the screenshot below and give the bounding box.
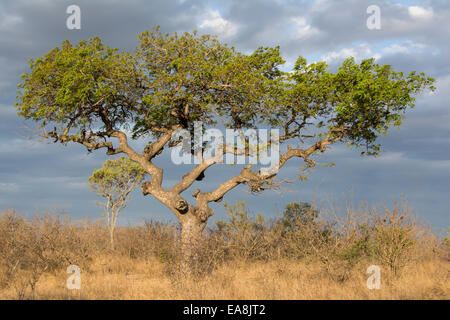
[15,27,434,264]
[88,156,146,250]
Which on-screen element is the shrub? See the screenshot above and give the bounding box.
[216,202,272,261]
[0,210,92,298]
[368,203,420,275]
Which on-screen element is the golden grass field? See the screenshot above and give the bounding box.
[0,255,448,299]
[0,200,448,300]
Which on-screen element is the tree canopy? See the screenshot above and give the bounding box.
[88,156,147,201]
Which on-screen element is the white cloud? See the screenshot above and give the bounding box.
[382,44,409,56]
[408,6,434,20]
[318,39,435,66]
[0,182,20,192]
[199,9,238,39]
[291,17,320,40]
[373,41,436,61]
[321,43,372,64]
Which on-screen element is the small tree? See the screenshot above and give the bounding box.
[88,156,146,250]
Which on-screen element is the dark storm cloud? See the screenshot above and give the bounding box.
[0,0,448,231]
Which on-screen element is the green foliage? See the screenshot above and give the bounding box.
[279,201,318,232]
[135,28,285,134]
[16,27,284,142]
[16,38,138,135]
[217,202,267,237]
[88,156,147,200]
[273,57,435,155]
[339,232,371,263]
[15,27,435,156]
[88,156,147,249]
[444,228,450,247]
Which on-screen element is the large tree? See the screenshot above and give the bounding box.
[15,27,434,263]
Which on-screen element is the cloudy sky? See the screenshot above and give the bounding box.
[0,0,448,233]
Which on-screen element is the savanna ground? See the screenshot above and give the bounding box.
[0,199,448,300]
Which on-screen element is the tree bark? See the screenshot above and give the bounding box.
[179,208,207,275]
[109,227,115,251]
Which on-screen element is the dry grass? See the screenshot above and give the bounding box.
[0,256,447,300]
[0,200,448,300]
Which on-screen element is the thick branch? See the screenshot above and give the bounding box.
[143,128,180,161]
[193,127,347,207]
[279,126,346,168]
[109,131,164,187]
[197,165,258,203]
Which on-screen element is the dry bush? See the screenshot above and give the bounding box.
[0,210,93,299]
[215,201,278,262]
[441,228,450,261]
[304,202,369,282]
[114,220,178,261]
[274,201,325,261]
[367,202,422,275]
[305,199,431,281]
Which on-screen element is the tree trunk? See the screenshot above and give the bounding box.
[144,188,211,275]
[179,209,207,275]
[109,227,115,251]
